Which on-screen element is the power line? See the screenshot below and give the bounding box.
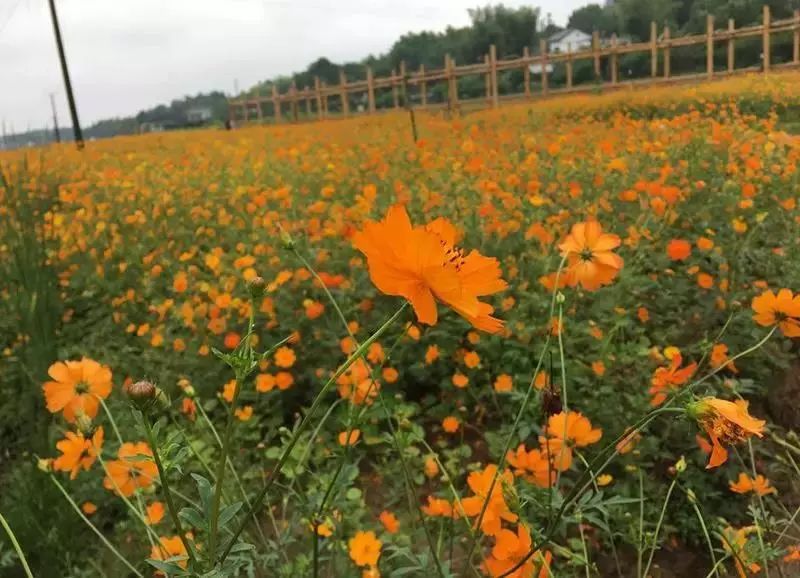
[47,0,83,149]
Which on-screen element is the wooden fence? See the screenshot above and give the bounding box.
[228,6,800,124]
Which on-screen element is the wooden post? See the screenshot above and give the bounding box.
[484,54,491,103]
[651,21,658,77]
[399,60,407,108]
[304,86,311,118]
[663,26,671,79]
[592,31,600,80]
[566,42,573,90]
[763,5,770,73]
[272,84,281,122]
[243,99,249,122]
[446,54,458,112]
[794,10,800,64]
[339,70,349,116]
[290,82,298,122]
[391,68,399,109]
[523,46,531,98]
[314,77,323,120]
[540,38,548,96]
[419,64,427,108]
[322,81,329,118]
[610,34,618,85]
[489,44,499,108]
[728,19,735,73]
[255,94,263,121]
[366,66,376,114]
[706,14,714,79]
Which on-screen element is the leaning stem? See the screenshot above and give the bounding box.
[642,475,678,578]
[218,303,408,563]
[141,415,196,566]
[48,473,143,577]
[0,511,34,578]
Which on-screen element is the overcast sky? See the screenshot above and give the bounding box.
[0,0,589,131]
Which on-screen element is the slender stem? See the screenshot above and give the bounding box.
[577,509,591,578]
[637,470,644,578]
[100,398,125,446]
[747,439,771,578]
[704,556,731,578]
[219,303,408,563]
[642,476,678,578]
[141,416,196,566]
[464,257,567,567]
[0,511,34,578]
[679,485,719,577]
[208,372,244,559]
[48,474,143,577]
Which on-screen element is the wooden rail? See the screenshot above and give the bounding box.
[229,7,800,124]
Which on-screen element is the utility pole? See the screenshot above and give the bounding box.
[47,0,83,149]
[50,93,61,143]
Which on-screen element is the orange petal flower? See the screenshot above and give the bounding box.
[103,442,158,497]
[689,398,765,469]
[729,473,776,496]
[751,288,800,338]
[43,358,113,423]
[353,204,507,333]
[150,535,188,569]
[558,220,623,291]
[52,427,104,480]
[348,530,382,567]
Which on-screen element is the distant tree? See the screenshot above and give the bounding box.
[568,4,616,34]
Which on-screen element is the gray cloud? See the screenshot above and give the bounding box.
[0,0,587,131]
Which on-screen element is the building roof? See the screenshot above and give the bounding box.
[548,28,590,44]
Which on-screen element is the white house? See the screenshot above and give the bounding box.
[547,29,592,53]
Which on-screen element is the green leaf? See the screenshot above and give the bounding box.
[191,473,213,517]
[146,558,187,575]
[217,501,243,528]
[178,506,205,530]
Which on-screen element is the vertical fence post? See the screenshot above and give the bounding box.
[763,5,770,73]
[399,60,407,108]
[523,46,531,98]
[610,34,618,84]
[728,19,735,73]
[592,31,600,80]
[566,42,573,90]
[484,54,491,103]
[540,38,549,96]
[243,99,249,122]
[322,81,329,118]
[651,21,658,77]
[391,68,399,109]
[794,10,800,64]
[446,54,458,113]
[419,64,427,108]
[367,66,376,114]
[272,85,281,123]
[304,86,311,118]
[339,70,349,116]
[314,77,323,120]
[255,92,263,122]
[664,26,671,79]
[490,44,499,108]
[706,14,714,79]
[290,82,298,122]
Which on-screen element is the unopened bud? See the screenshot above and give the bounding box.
[686,488,697,503]
[675,456,687,473]
[38,458,53,473]
[556,291,566,304]
[125,380,157,410]
[76,413,93,435]
[279,228,295,249]
[248,276,266,299]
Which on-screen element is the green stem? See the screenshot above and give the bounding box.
[637,470,644,578]
[680,485,719,577]
[0,511,34,578]
[704,556,731,578]
[577,509,591,578]
[464,257,567,568]
[219,303,407,563]
[48,473,143,577]
[642,476,678,578]
[747,439,771,578]
[141,416,196,566]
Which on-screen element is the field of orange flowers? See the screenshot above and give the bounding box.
[1,72,800,578]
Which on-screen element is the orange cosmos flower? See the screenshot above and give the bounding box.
[378,510,399,534]
[729,473,776,496]
[103,442,158,497]
[666,239,692,261]
[460,465,518,536]
[540,411,602,472]
[483,524,551,578]
[710,343,738,373]
[146,502,165,525]
[348,531,382,567]
[649,351,697,406]
[494,374,513,393]
[442,416,461,433]
[720,526,761,578]
[751,288,800,338]
[352,204,507,333]
[338,429,361,446]
[689,398,765,469]
[784,545,800,563]
[421,496,454,518]
[274,346,296,368]
[558,220,623,291]
[53,427,104,480]
[150,535,188,569]
[506,444,553,488]
[43,358,113,423]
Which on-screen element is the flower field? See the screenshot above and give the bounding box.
[2,72,800,577]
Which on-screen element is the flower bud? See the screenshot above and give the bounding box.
[248,276,266,299]
[279,227,295,249]
[75,413,93,435]
[556,291,566,304]
[38,458,53,473]
[675,456,687,473]
[125,380,157,410]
